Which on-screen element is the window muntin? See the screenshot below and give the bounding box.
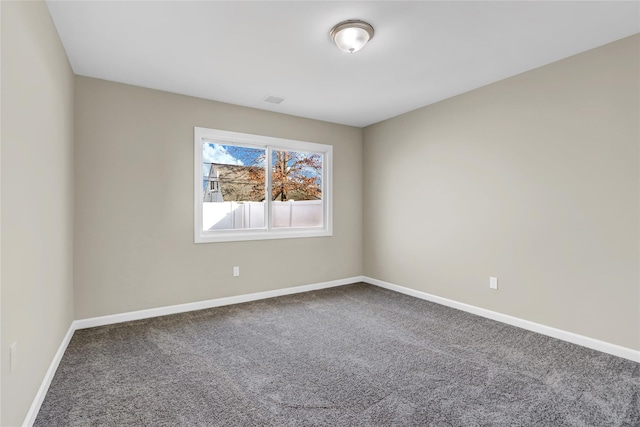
[194,128,332,243]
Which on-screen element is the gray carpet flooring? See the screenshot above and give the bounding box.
[35,283,639,426]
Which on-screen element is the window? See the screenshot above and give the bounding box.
[194,127,332,243]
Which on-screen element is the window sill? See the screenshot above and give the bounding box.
[195,228,332,243]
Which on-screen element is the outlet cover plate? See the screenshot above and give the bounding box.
[10,342,17,373]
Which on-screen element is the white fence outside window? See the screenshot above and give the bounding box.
[203,200,323,230]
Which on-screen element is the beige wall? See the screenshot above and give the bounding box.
[363,35,640,350]
[74,77,363,319]
[1,1,75,425]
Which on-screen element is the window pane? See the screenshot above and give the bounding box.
[271,150,323,228]
[202,142,266,231]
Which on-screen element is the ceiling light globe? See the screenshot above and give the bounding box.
[330,20,374,53]
[334,27,369,53]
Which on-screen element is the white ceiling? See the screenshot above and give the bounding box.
[46,1,639,128]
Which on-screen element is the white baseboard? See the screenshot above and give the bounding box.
[74,276,361,330]
[362,276,640,363]
[22,322,76,427]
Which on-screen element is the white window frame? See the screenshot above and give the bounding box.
[194,127,333,243]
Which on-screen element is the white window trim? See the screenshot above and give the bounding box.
[194,127,333,243]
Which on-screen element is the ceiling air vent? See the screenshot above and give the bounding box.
[263,95,285,104]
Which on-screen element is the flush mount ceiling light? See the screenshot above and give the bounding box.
[330,20,374,53]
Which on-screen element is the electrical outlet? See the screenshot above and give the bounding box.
[233,266,240,277]
[490,277,498,290]
[10,342,17,373]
